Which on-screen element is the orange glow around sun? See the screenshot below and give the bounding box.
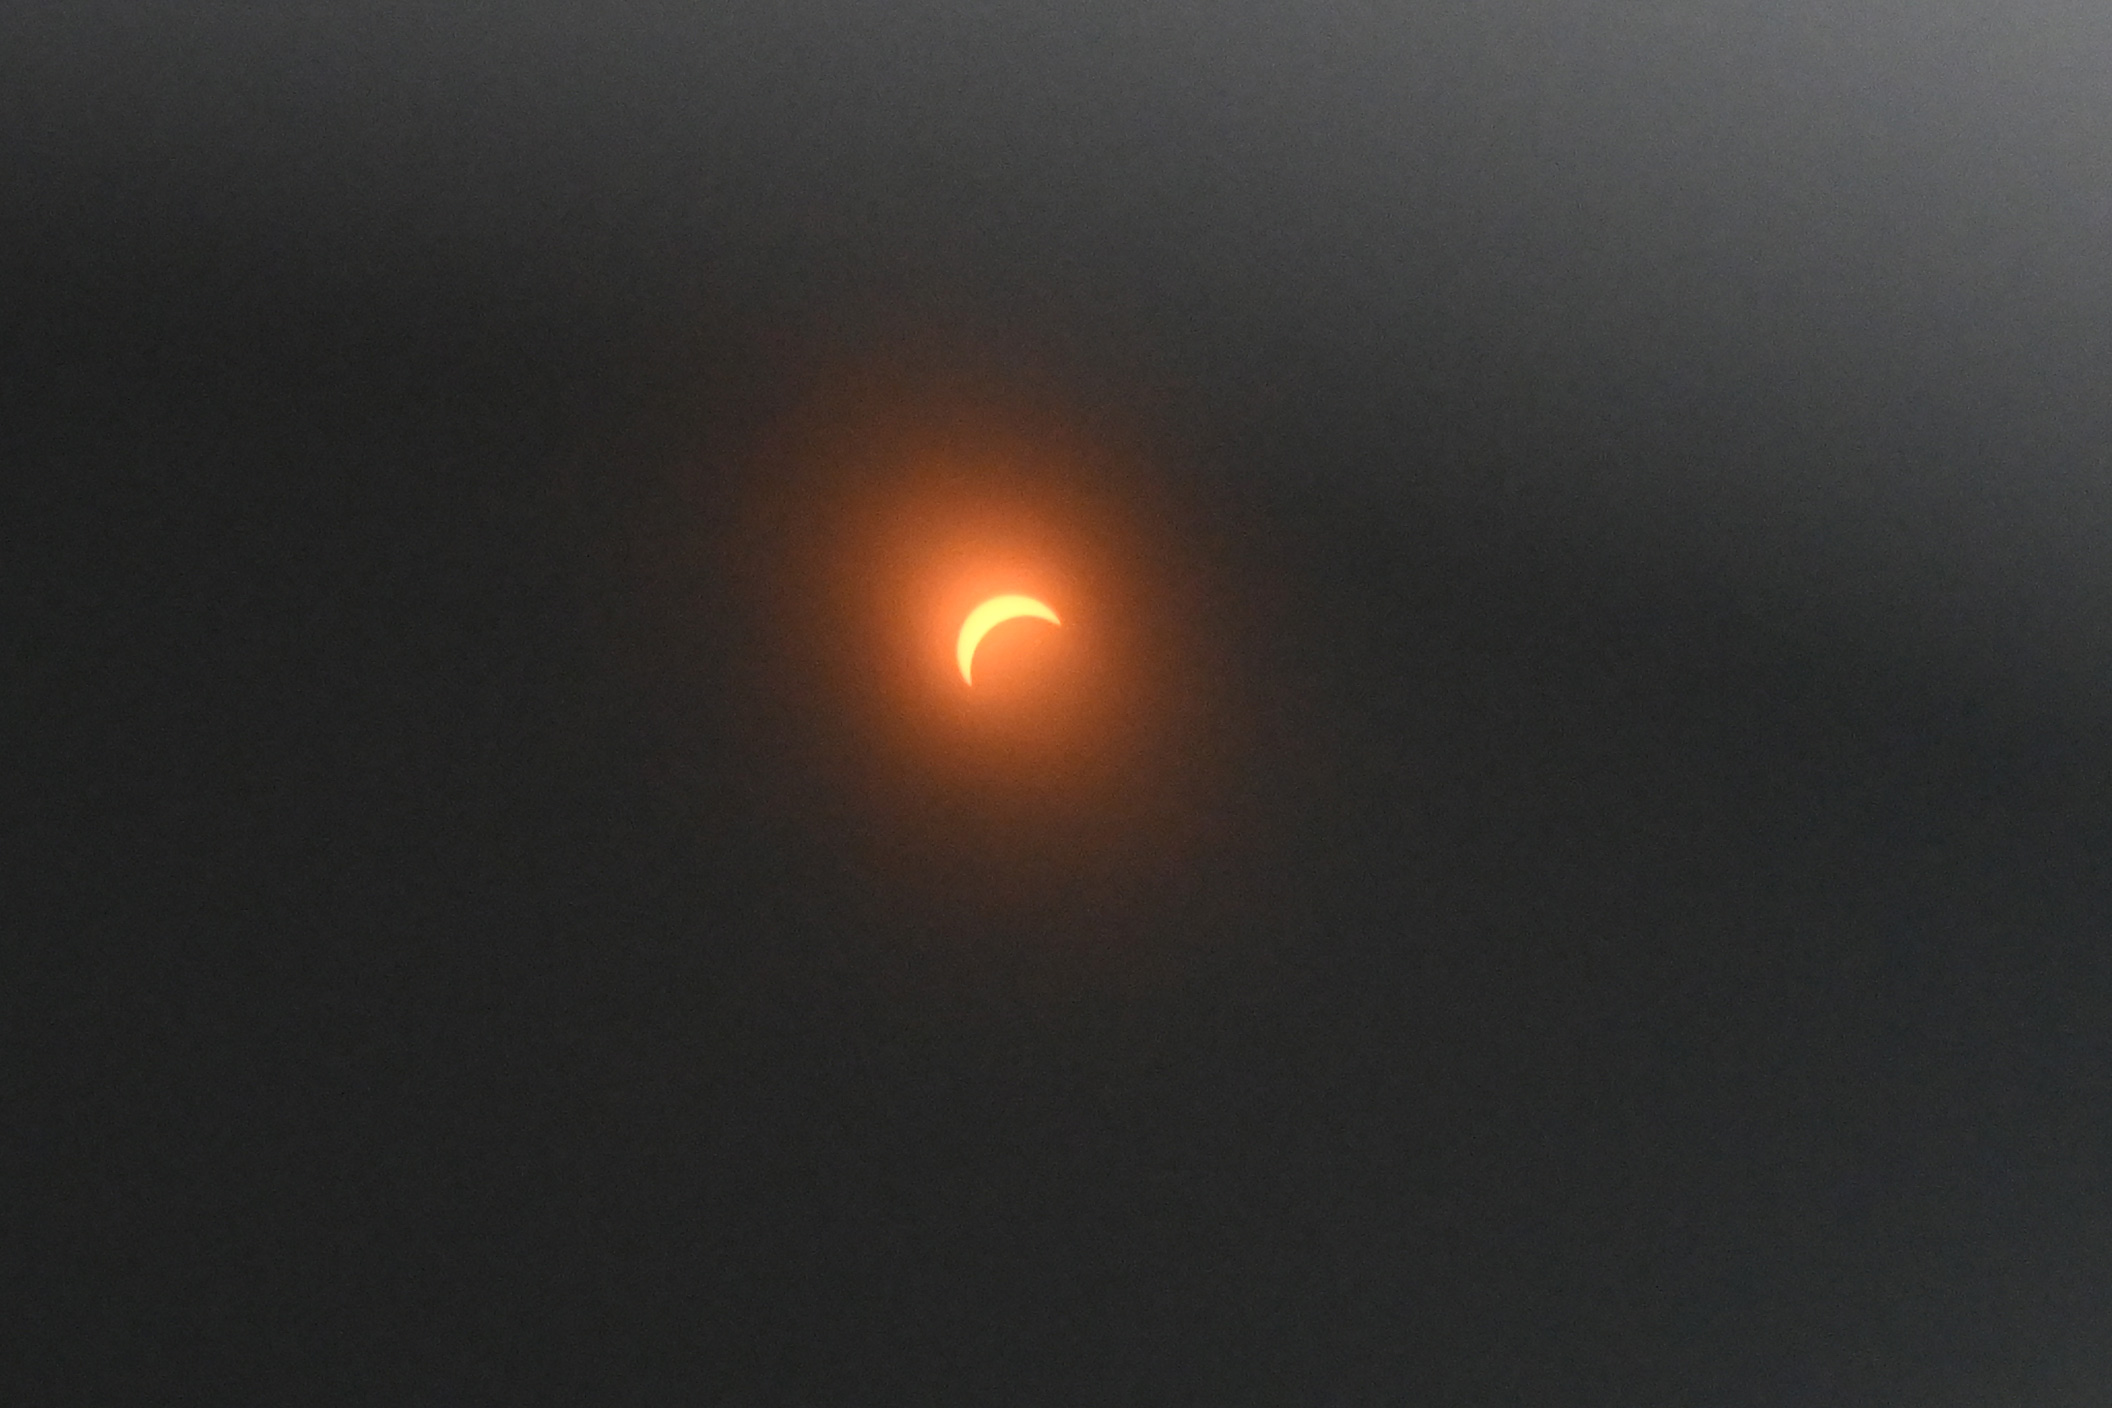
[632,347,1260,980]
[657,351,1256,937]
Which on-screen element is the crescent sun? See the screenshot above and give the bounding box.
[957,594,1061,685]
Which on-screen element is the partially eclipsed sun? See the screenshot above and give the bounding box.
[957,594,1061,685]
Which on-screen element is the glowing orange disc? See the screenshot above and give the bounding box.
[957,594,1061,685]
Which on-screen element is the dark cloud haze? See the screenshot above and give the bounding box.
[12,3,2112,1402]
[15,0,2111,686]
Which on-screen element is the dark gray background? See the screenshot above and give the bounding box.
[13,3,2112,1402]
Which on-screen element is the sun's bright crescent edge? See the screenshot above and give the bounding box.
[957,595,1062,685]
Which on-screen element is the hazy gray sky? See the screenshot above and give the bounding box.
[15,0,2111,700]
[19,11,2112,1402]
